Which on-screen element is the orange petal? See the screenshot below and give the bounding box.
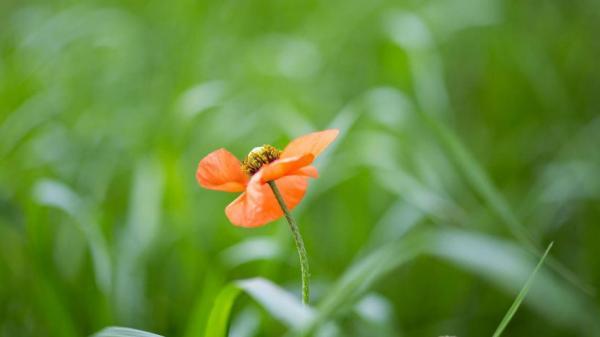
[281,129,339,159]
[293,165,319,178]
[259,154,314,183]
[237,172,308,227]
[225,192,248,226]
[196,148,248,192]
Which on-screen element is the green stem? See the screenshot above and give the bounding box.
[267,180,310,305]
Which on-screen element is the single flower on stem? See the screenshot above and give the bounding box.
[196,129,339,304]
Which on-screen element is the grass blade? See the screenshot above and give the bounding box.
[204,278,313,337]
[236,278,314,328]
[33,179,112,295]
[204,284,243,337]
[91,326,163,337]
[492,242,554,337]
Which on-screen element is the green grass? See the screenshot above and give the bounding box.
[1,0,599,336]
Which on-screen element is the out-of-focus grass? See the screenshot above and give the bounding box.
[1,0,600,336]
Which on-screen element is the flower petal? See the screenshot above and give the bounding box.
[293,165,319,178]
[238,173,308,227]
[259,154,314,183]
[225,192,248,226]
[281,129,339,159]
[196,148,248,192]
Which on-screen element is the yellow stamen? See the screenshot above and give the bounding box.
[241,144,282,175]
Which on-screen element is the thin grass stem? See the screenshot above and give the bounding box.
[492,242,554,337]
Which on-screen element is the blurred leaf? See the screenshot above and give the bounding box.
[0,89,63,158]
[91,326,163,337]
[220,237,283,268]
[419,111,594,294]
[205,278,314,337]
[176,80,227,119]
[352,293,399,337]
[384,11,449,117]
[183,273,226,337]
[363,201,424,250]
[428,230,600,335]
[204,284,242,337]
[385,7,592,295]
[237,278,314,328]
[228,308,261,337]
[374,168,464,224]
[33,179,112,294]
[115,157,164,323]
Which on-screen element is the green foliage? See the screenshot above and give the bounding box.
[92,327,163,337]
[1,0,600,336]
[204,284,242,337]
[204,278,314,337]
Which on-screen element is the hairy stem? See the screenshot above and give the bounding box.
[267,180,310,305]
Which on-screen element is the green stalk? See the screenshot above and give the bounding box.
[268,180,310,305]
[492,242,554,337]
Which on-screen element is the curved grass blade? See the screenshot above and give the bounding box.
[204,284,243,337]
[236,278,314,328]
[33,179,112,295]
[91,326,163,337]
[204,278,314,337]
[492,242,553,337]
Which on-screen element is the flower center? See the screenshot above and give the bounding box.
[241,144,282,175]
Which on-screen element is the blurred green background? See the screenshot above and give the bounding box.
[1,0,599,336]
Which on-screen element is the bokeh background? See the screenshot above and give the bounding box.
[1,0,599,336]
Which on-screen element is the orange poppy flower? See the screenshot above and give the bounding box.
[196,129,339,227]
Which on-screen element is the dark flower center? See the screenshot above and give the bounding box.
[241,144,282,175]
